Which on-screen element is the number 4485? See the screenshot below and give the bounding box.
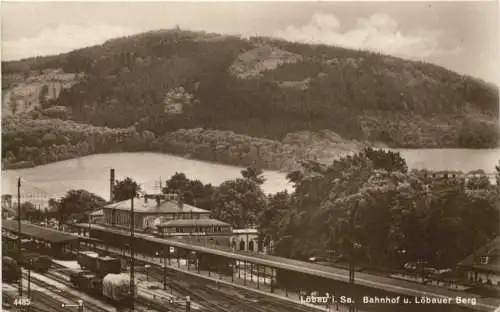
[14,298,32,306]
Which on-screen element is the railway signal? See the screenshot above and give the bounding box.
[162,263,168,292]
[144,264,151,282]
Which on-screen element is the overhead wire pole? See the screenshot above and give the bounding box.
[17,177,23,297]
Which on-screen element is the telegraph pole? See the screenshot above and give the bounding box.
[130,194,135,311]
[17,177,23,297]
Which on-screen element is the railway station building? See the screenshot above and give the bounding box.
[101,193,212,231]
[95,193,235,247]
[2,219,79,259]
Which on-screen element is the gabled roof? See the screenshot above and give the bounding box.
[158,219,230,228]
[232,228,258,234]
[458,236,500,274]
[103,197,209,214]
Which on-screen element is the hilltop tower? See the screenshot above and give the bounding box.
[110,168,115,202]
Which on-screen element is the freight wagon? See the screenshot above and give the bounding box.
[4,250,52,273]
[77,251,121,276]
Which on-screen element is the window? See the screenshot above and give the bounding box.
[480,256,489,265]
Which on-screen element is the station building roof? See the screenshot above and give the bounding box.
[2,220,78,244]
[103,197,209,215]
[157,219,230,228]
[458,236,500,274]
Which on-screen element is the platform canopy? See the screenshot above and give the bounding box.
[2,220,78,244]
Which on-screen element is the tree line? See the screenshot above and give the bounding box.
[2,114,356,172]
[264,149,499,272]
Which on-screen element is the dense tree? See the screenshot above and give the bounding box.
[364,147,408,172]
[257,191,290,246]
[466,174,492,190]
[56,190,106,225]
[113,177,142,201]
[458,119,499,148]
[3,30,498,156]
[48,198,59,211]
[259,149,499,271]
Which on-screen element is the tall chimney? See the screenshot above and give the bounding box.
[110,168,115,202]
[177,195,183,211]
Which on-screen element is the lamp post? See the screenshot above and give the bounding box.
[169,247,174,266]
[396,249,407,275]
[417,258,426,283]
[169,296,191,312]
[349,242,362,312]
[62,299,84,312]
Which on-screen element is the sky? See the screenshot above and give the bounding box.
[1,1,498,84]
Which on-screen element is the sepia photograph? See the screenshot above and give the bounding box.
[1,1,499,312]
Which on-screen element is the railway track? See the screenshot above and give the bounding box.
[148,264,255,312]
[147,264,317,312]
[92,248,319,312]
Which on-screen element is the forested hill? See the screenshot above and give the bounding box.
[2,28,499,157]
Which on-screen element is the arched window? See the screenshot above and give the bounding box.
[248,240,254,251]
[239,240,245,251]
[258,240,263,252]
